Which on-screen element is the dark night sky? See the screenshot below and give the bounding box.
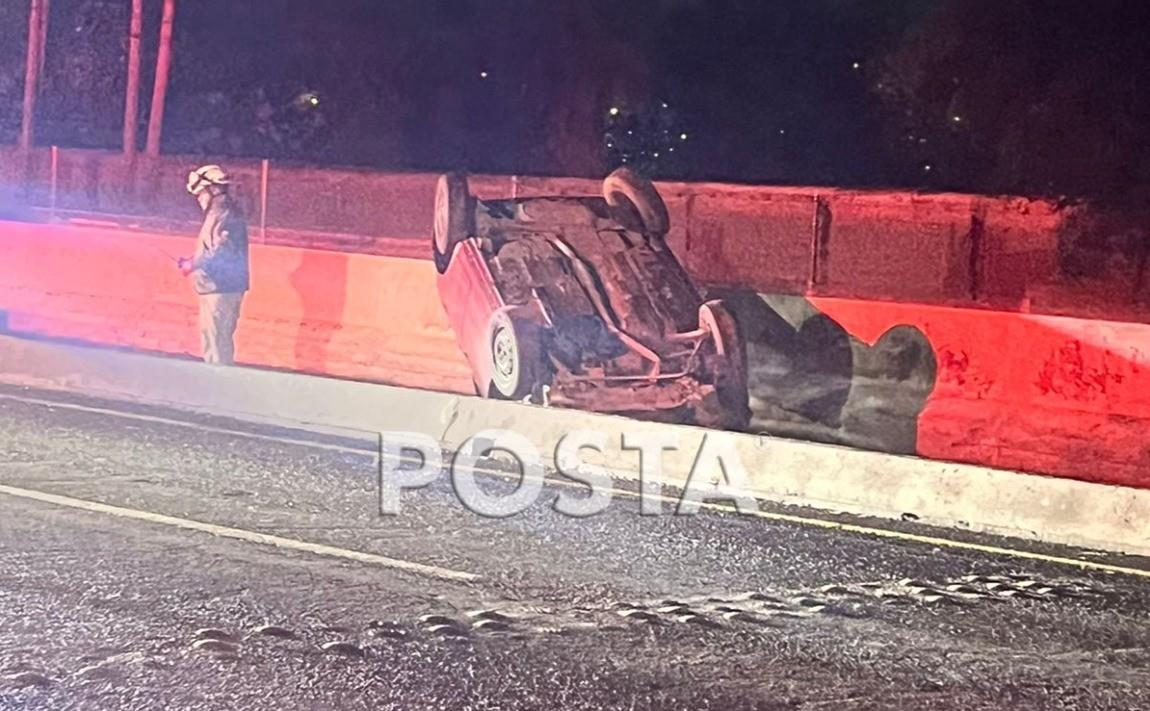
[4,0,1149,197]
[160,0,938,181]
[0,1,935,179]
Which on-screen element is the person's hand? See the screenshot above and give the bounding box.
[177,258,193,276]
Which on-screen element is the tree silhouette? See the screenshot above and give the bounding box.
[876,0,1150,199]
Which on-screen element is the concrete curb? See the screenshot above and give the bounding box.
[0,335,1147,557]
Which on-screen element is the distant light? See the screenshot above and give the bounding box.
[680,133,688,141]
[661,102,669,109]
[309,96,319,106]
[668,147,675,152]
[607,142,614,148]
[852,62,861,70]
[479,71,489,79]
[952,115,962,123]
[609,107,620,116]
[923,164,933,172]
[627,130,633,135]
[653,152,660,158]
[778,129,786,135]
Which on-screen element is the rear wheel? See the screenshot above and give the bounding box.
[433,173,473,273]
[603,167,670,236]
[487,309,549,401]
[698,300,751,430]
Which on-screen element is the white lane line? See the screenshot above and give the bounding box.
[0,393,374,454]
[3,392,1150,580]
[0,483,480,584]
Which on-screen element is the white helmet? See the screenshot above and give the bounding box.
[186,164,231,195]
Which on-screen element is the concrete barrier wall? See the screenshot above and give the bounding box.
[816,192,976,302]
[2,146,1148,324]
[810,297,1150,488]
[668,184,816,294]
[1,219,1148,490]
[2,148,1148,488]
[2,336,1148,557]
[0,221,473,394]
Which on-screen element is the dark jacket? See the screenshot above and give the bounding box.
[191,194,250,295]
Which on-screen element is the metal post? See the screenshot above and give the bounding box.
[145,0,176,156]
[123,0,143,156]
[49,145,58,215]
[260,158,270,242]
[20,0,45,150]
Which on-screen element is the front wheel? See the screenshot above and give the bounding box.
[486,309,549,401]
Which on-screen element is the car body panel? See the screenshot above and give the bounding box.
[436,239,505,393]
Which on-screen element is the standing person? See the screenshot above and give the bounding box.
[178,165,250,365]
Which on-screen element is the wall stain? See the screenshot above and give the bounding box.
[1036,341,1125,402]
[937,348,993,399]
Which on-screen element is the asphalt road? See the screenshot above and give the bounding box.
[0,385,1148,710]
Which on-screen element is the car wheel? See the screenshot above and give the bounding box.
[433,173,473,273]
[699,300,751,429]
[487,309,548,401]
[603,167,670,236]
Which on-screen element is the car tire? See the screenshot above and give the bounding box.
[699,300,752,429]
[603,167,670,236]
[487,309,549,401]
[433,173,473,274]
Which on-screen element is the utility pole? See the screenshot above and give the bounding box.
[20,0,46,150]
[123,0,143,156]
[37,0,49,92]
[146,0,176,156]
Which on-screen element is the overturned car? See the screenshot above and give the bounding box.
[432,168,750,431]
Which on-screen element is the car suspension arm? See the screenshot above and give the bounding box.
[545,235,662,379]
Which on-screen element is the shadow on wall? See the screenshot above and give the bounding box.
[705,288,938,455]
